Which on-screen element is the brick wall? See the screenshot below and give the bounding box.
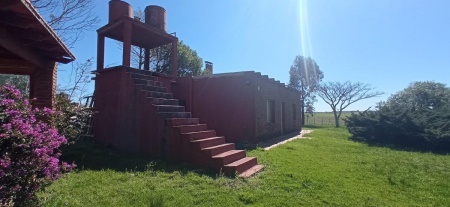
[29,61,57,109]
[173,72,256,143]
[254,73,301,141]
[172,71,301,144]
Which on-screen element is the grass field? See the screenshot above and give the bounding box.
[38,127,450,206]
[304,111,353,126]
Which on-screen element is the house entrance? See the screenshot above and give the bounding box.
[281,102,286,134]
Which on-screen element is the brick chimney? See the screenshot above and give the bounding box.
[205,61,213,75]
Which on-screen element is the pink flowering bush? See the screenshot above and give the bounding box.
[0,85,74,206]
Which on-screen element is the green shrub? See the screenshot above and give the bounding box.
[346,81,450,152]
[50,93,93,143]
[0,85,74,206]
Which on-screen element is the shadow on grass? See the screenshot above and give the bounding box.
[303,125,344,129]
[234,142,257,151]
[59,138,219,177]
[303,125,326,129]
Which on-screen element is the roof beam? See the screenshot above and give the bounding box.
[0,0,21,10]
[0,12,42,30]
[0,27,47,69]
[0,58,36,75]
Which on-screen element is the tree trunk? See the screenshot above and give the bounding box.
[333,111,340,128]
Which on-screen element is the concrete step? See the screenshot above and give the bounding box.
[181,130,216,141]
[150,98,179,105]
[157,112,191,119]
[132,79,161,86]
[136,85,167,93]
[155,105,185,112]
[173,124,207,133]
[201,143,235,157]
[168,118,199,126]
[212,150,246,166]
[239,164,264,178]
[222,157,258,176]
[191,137,225,149]
[147,91,173,99]
[129,72,158,81]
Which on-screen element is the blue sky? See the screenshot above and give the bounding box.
[58,0,450,112]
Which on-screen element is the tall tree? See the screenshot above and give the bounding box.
[288,56,324,126]
[317,81,383,127]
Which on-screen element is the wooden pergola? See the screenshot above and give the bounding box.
[0,0,75,108]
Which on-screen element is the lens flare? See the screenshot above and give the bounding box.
[299,0,317,84]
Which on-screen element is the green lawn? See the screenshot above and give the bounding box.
[39,127,450,206]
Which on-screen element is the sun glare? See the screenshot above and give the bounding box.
[299,0,317,83]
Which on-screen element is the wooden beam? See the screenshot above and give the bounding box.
[171,40,178,77]
[0,27,47,69]
[31,42,64,52]
[97,34,105,70]
[0,0,21,10]
[0,12,41,30]
[144,48,150,71]
[122,21,132,67]
[0,58,36,75]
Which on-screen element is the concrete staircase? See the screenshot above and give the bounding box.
[129,71,264,177]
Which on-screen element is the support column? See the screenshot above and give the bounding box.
[29,61,57,109]
[97,34,105,71]
[123,21,132,67]
[171,40,178,77]
[144,48,150,71]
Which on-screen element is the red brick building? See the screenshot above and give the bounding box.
[0,0,75,109]
[173,71,301,144]
[93,0,301,176]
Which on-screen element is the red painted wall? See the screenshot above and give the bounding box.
[172,71,301,144]
[93,66,168,157]
[173,72,256,143]
[253,73,301,140]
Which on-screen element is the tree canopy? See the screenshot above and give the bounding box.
[288,56,324,125]
[130,41,204,77]
[384,81,450,112]
[0,75,29,94]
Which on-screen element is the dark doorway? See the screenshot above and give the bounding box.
[281,102,286,134]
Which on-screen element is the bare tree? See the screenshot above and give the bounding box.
[31,0,99,47]
[58,58,93,103]
[317,81,383,127]
[29,0,98,102]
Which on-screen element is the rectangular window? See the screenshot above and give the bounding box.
[293,104,297,120]
[267,100,275,123]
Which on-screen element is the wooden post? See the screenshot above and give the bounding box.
[122,21,132,67]
[97,34,105,71]
[171,40,178,77]
[144,48,150,71]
